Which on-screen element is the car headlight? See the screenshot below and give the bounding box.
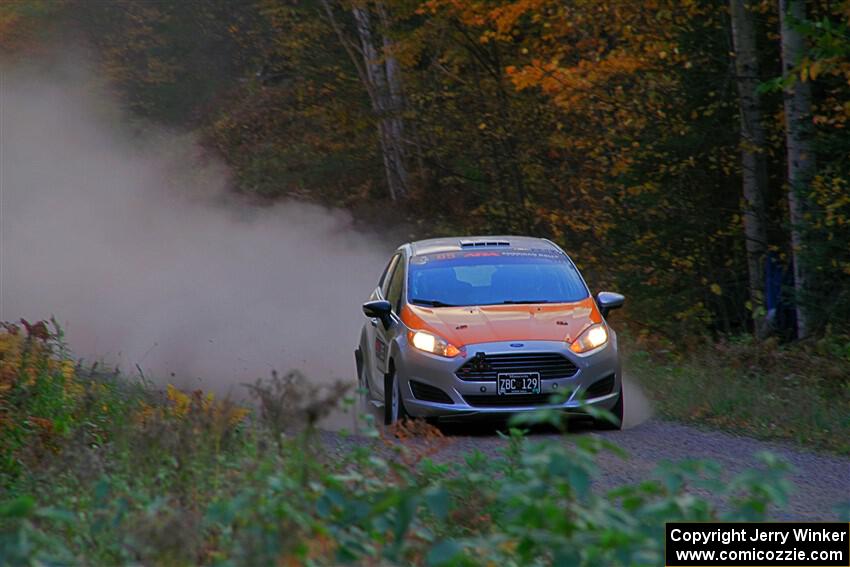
[407,330,460,358]
[569,323,608,354]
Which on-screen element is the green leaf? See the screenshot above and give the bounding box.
[390,492,418,559]
[0,495,36,518]
[35,507,77,524]
[424,486,450,520]
[426,540,464,566]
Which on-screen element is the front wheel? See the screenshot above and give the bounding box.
[384,367,408,425]
[594,385,623,431]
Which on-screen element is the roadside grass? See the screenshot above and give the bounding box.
[627,334,850,455]
[2,320,848,565]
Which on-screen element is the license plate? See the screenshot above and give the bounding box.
[497,372,541,395]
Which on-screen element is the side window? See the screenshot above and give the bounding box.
[386,258,405,313]
[379,254,400,296]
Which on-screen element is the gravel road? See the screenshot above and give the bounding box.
[427,418,850,520]
[332,378,849,520]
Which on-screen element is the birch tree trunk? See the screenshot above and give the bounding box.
[320,0,409,201]
[779,0,815,338]
[378,4,414,192]
[729,0,769,338]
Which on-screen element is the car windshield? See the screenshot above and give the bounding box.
[407,249,588,307]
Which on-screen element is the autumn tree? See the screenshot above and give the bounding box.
[8,0,849,338]
[0,1,62,56]
[412,0,753,333]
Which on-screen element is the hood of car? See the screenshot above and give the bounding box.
[401,297,602,347]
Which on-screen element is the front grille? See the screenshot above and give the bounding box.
[455,352,578,381]
[463,393,560,407]
[585,374,615,398]
[409,380,454,404]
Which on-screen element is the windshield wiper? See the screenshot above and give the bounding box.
[501,300,552,304]
[410,298,458,307]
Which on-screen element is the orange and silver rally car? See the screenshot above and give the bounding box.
[355,236,625,428]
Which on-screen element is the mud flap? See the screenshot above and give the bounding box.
[354,348,364,382]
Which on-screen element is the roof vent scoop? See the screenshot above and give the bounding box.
[459,240,511,248]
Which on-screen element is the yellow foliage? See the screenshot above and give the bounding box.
[0,330,24,393]
[150,383,249,429]
[0,320,248,449]
[0,323,71,394]
[166,383,191,418]
[0,321,85,447]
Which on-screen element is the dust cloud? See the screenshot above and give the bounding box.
[0,58,653,432]
[0,58,390,413]
[621,374,653,428]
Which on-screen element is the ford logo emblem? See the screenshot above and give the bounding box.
[510,343,524,348]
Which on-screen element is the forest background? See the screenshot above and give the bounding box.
[4,0,850,342]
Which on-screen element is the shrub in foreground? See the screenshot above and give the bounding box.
[1,321,848,566]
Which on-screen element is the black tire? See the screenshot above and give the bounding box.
[383,365,408,425]
[595,385,623,431]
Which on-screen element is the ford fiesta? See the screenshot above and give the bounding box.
[354,236,625,428]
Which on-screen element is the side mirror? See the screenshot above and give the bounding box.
[596,291,625,318]
[363,299,393,329]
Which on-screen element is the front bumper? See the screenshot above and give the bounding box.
[394,337,621,420]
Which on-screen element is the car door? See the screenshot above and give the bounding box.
[372,253,406,402]
[364,253,400,395]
